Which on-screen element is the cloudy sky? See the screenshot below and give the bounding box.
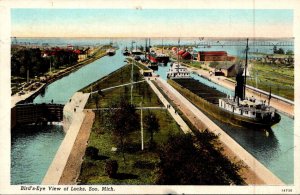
[11,9,293,37]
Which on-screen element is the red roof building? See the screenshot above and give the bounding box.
[178,50,186,55]
[181,51,192,60]
[197,51,235,62]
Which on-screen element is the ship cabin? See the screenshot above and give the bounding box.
[219,97,276,119]
[167,63,191,79]
[140,69,153,77]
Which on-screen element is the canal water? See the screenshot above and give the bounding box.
[11,49,126,184]
[156,64,294,184]
[12,38,294,184]
[190,73,294,184]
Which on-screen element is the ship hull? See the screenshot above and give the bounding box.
[123,51,130,56]
[148,53,169,65]
[168,79,281,129]
[107,52,115,56]
[216,106,281,128]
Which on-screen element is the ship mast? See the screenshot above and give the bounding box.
[177,38,180,73]
[162,38,164,54]
[243,38,249,99]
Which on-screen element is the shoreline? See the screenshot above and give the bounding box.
[11,46,107,106]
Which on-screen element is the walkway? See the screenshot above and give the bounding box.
[59,110,95,184]
[92,106,166,111]
[42,92,90,185]
[146,79,191,134]
[90,80,146,94]
[153,77,284,185]
[11,83,45,108]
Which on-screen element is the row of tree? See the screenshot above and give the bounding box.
[11,48,79,79]
[273,46,294,55]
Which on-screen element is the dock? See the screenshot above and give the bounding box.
[42,92,90,185]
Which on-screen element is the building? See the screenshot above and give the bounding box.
[219,63,237,77]
[197,51,235,62]
[214,63,238,77]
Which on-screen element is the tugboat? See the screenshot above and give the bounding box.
[131,48,143,55]
[123,46,130,56]
[106,48,116,56]
[166,62,191,79]
[217,39,281,128]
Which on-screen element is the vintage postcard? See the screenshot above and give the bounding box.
[0,0,299,194]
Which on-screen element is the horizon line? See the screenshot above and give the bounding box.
[11,36,295,39]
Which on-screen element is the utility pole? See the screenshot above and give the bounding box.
[140,101,144,150]
[49,57,52,72]
[162,38,164,53]
[131,60,133,104]
[255,72,258,89]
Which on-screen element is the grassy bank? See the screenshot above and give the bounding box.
[247,61,294,100]
[79,62,244,185]
[78,64,182,184]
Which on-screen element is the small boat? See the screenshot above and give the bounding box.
[123,47,130,56]
[106,48,116,56]
[166,62,191,79]
[131,48,143,55]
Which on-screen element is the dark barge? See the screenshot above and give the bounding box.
[169,78,280,129]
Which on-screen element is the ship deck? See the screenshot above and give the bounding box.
[174,78,227,104]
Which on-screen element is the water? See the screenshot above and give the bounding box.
[11,47,126,184]
[12,37,294,184]
[157,64,294,184]
[34,49,126,104]
[11,125,64,184]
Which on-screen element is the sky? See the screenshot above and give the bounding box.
[11,9,293,38]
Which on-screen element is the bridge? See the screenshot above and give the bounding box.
[196,41,294,47]
[11,103,64,129]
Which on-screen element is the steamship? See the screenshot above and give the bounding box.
[167,62,191,79]
[171,39,281,128]
[106,48,116,56]
[217,39,280,127]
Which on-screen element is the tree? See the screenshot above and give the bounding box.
[106,98,140,164]
[105,160,118,178]
[277,48,285,54]
[85,146,99,160]
[273,46,285,54]
[156,132,244,185]
[144,112,160,149]
[273,45,278,54]
[286,50,294,55]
